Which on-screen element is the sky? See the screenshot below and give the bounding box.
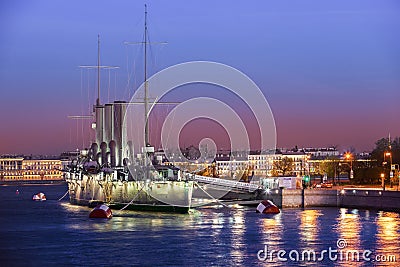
[0,0,399,155]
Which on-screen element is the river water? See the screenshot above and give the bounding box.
[0,184,399,266]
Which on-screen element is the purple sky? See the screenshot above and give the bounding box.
[0,0,399,155]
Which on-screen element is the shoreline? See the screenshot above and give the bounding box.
[259,188,400,213]
[0,180,67,186]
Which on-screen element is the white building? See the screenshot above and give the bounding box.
[0,156,63,181]
[248,153,274,177]
[303,147,339,158]
[281,152,309,176]
[247,151,308,177]
[215,157,248,178]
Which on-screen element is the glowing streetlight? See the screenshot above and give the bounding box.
[380,173,385,190]
[344,152,354,179]
[384,151,393,187]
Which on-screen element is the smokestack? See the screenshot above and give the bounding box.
[96,152,102,165]
[100,142,107,166]
[90,143,98,160]
[104,103,114,145]
[106,151,111,166]
[113,101,127,166]
[95,105,105,145]
[109,140,116,167]
[127,140,134,164]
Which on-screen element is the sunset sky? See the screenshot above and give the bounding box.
[0,0,399,155]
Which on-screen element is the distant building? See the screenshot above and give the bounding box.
[0,155,63,181]
[248,153,270,177]
[280,151,308,177]
[215,150,249,178]
[215,157,248,178]
[247,150,308,177]
[0,156,24,180]
[303,147,339,159]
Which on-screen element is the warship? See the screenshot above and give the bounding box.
[64,5,193,213]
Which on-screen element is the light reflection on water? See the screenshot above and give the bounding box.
[334,208,362,267]
[229,208,245,265]
[299,209,322,245]
[376,212,400,256]
[1,185,400,266]
[54,202,400,266]
[336,208,361,249]
[260,212,283,247]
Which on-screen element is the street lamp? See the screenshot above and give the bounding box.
[306,155,311,186]
[344,152,354,179]
[383,152,392,166]
[384,151,393,187]
[380,173,385,191]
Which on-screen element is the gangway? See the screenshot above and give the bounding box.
[184,173,261,193]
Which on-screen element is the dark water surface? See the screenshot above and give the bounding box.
[0,184,399,266]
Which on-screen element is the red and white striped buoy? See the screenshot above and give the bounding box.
[32,192,46,201]
[89,204,112,219]
[256,200,280,214]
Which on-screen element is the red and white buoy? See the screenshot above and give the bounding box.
[256,200,280,214]
[89,204,112,219]
[32,192,46,201]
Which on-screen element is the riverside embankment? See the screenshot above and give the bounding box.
[265,188,400,212]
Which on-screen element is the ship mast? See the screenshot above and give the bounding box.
[97,34,101,106]
[124,5,167,148]
[74,36,119,148]
[144,4,149,146]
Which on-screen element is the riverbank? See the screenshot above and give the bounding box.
[261,188,400,213]
[0,180,66,186]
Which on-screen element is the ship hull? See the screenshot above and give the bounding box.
[65,173,193,213]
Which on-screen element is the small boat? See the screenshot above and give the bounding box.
[89,204,113,219]
[32,192,46,201]
[256,200,280,214]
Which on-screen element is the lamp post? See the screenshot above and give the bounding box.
[345,152,354,179]
[306,155,311,186]
[333,158,337,186]
[380,173,385,191]
[384,152,393,187]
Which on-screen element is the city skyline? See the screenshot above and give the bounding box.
[1,0,399,155]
